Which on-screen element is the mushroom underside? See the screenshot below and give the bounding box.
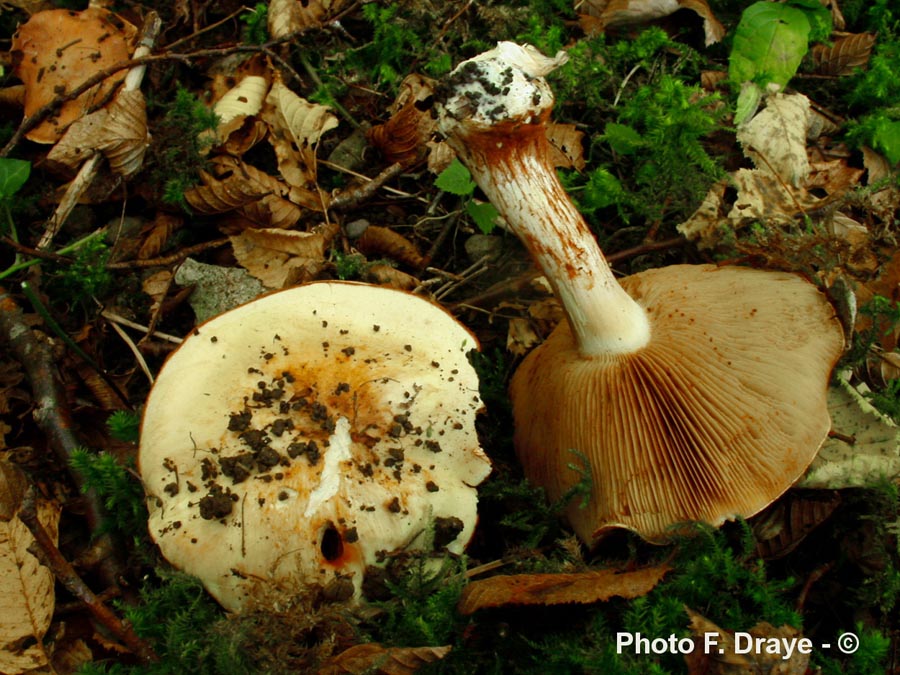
[510,264,844,544]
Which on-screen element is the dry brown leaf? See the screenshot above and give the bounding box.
[355,226,426,269]
[457,564,670,614]
[267,0,348,37]
[684,608,809,675]
[753,491,841,559]
[230,222,339,289]
[263,75,338,196]
[97,89,150,177]
[579,0,725,46]
[811,33,877,77]
[317,642,452,675]
[11,8,137,143]
[861,147,900,224]
[137,213,183,260]
[367,74,437,167]
[45,108,108,173]
[738,92,811,187]
[360,264,420,291]
[546,123,586,170]
[727,168,819,226]
[0,460,61,674]
[184,168,271,214]
[142,270,174,312]
[507,317,542,356]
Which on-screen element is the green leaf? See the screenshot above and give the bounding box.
[0,158,31,201]
[435,158,476,196]
[729,2,810,90]
[466,201,500,235]
[872,118,900,165]
[785,0,833,42]
[602,123,643,155]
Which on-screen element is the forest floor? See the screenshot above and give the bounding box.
[2,0,900,673]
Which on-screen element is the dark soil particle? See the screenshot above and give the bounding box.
[198,485,235,520]
[433,515,464,549]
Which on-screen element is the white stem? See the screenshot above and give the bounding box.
[438,42,650,356]
[458,130,650,355]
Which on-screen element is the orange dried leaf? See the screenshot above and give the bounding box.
[367,75,437,167]
[184,170,270,214]
[317,642,451,675]
[11,8,137,143]
[360,264,420,291]
[356,226,426,269]
[457,564,670,614]
[546,123,585,170]
[811,33,876,77]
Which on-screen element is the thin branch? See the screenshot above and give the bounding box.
[19,489,158,664]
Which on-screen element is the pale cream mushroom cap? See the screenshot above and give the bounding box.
[510,264,844,544]
[139,281,490,612]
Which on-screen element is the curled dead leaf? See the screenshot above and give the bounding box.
[11,8,137,143]
[458,564,670,614]
[546,123,586,170]
[355,225,427,269]
[752,491,840,559]
[97,89,150,177]
[268,0,349,38]
[811,33,877,77]
[263,75,338,196]
[360,264,420,291]
[230,222,340,289]
[367,75,437,167]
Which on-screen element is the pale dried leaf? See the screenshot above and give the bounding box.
[738,92,811,187]
[141,270,173,312]
[800,372,900,489]
[457,564,670,614]
[0,460,60,675]
[318,643,451,675]
[426,140,456,175]
[546,123,585,170]
[97,89,150,177]
[45,109,107,172]
[173,258,266,323]
[861,147,900,224]
[727,168,815,226]
[211,75,269,143]
[507,317,541,356]
[811,33,876,77]
[263,76,338,193]
[267,0,346,37]
[230,222,339,289]
[676,178,728,248]
[11,8,137,143]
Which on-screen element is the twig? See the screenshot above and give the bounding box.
[328,162,405,211]
[0,286,125,587]
[100,310,183,345]
[105,237,230,269]
[19,489,158,664]
[106,319,155,384]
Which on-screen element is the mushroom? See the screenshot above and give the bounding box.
[139,281,490,612]
[436,43,845,544]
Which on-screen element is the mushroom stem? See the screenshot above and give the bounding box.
[438,44,648,355]
[450,124,649,355]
